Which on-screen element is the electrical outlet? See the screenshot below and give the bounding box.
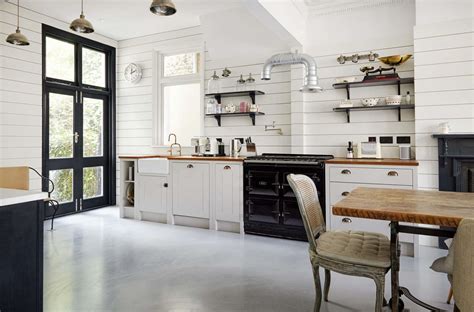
[380,136,394,144]
[397,136,411,144]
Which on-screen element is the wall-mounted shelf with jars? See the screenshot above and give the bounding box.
[205,90,265,105]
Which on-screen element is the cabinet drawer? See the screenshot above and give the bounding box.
[329,167,413,185]
[330,182,412,206]
[331,215,390,237]
[331,214,413,243]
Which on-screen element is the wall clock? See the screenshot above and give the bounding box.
[124,63,142,84]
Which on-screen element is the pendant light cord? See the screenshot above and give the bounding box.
[81,0,84,15]
[17,0,20,30]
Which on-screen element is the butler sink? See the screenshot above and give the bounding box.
[137,158,169,175]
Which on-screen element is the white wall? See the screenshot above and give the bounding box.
[300,1,416,157]
[414,1,474,191]
[0,2,116,190]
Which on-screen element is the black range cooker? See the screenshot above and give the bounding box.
[244,153,334,241]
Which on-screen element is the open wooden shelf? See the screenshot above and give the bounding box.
[205,90,265,104]
[333,104,414,123]
[333,77,414,99]
[205,112,265,126]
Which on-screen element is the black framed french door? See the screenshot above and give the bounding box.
[42,25,115,218]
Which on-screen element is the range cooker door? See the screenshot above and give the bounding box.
[246,197,280,224]
[281,168,322,198]
[281,199,304,227]
[246,169,280,196]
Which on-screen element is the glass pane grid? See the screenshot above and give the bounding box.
[83,166,103,199]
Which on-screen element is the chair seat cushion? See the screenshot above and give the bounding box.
[316,230,391,268]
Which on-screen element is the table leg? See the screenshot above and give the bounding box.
[390,221,400,311]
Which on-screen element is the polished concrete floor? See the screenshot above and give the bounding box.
[44,207,452,312]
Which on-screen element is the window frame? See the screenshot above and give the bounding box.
[152,46,205,147]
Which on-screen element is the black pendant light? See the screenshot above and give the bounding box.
[6,0,30,46]
[150,0,177,16]
[70,0,94,33]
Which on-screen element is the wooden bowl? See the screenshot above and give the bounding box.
[378,54,412,66]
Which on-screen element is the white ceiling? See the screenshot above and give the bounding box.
[16,0,244,41]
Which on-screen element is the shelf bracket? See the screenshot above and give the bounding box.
[398,107,402,122]
[345,109,350,123]
[249,113,256,126]
[214,115,222,127]
[249,91,256,104]
[397,80,401,95]
[214,94,222,104]
[345,85,350,100]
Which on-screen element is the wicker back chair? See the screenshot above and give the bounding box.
[453,218,474,312]
[288,174,391,312]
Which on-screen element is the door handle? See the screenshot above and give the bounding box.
[341,169,351,175]
[342,217,352,223]
[341,191,350,196]
[387,171,399,176]
[187,164,194,169]
[163,183,168,188]
[74,132,79,144]
[224,165,231,170]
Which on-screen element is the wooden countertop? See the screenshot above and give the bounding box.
[333,187,474,227]
[119,155,245,162]
[325,158,419,166]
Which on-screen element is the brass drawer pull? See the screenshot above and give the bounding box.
[224,165,231,170]
[342,217,352,223]
[341,169,351,175]
[341,191,350,197]
[187,164,194,169]
[387,171,399,176]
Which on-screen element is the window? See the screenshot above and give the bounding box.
[46,36,75,81]
[82,47,106,87]
[153,50,203,146]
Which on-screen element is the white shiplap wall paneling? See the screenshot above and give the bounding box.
[414,17,474,190]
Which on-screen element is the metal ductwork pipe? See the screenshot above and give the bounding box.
[261,52,322,93]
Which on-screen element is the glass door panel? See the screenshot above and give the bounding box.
[49,169,74,203]
[83,97,104,157]
[48,93,74,159]
[83,166,103,200]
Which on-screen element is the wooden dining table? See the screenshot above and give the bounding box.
[332,187,474,312]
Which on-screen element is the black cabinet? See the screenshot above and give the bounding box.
[0,200,44,312]
[244,163,326,241]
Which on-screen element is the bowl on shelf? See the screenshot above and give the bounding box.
[378,54,412,66]
[385,95,402,105]
[361,98,379,107]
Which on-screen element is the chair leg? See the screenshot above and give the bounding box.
[453,303,460,312]
[323,269,331,302]
[373,274,385,312]
[447,287,453,304]
[312,265,322,312]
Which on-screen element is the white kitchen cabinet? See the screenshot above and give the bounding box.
[326,163,419,256]
[214,162,242,223]
[172,162,210,219]
[136,175,168,215]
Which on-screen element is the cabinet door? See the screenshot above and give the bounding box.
[215,163,241,222]
[172,162,210,218]
[137,175,167,214]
